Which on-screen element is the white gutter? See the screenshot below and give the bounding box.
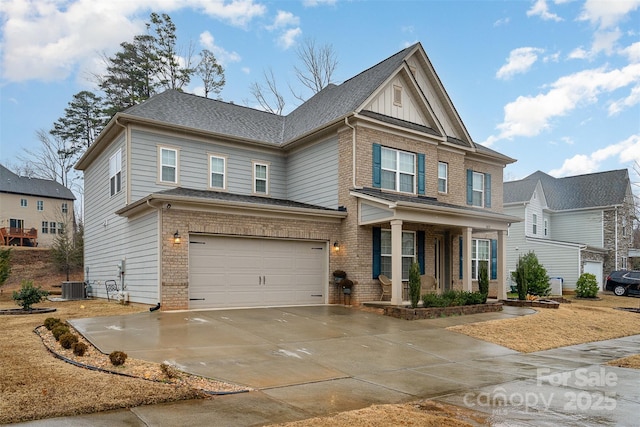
[345,116,358,189]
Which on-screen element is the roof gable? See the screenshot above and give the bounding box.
[0,164,75,200]
[504,169,630,210]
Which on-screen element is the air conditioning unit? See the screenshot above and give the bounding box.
[548,277,563,296]
[62,282,85,300]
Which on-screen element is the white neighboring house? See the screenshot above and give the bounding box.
[504,170,636,292]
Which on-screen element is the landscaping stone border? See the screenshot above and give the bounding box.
[502,299,560,309]
[384,302,503,320]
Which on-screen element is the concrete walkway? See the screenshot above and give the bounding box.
[14,305,640,426]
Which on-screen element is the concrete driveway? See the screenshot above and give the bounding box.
[59,305,640,426]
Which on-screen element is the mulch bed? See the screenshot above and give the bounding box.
[0,307,57,315]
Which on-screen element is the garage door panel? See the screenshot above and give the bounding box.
[189,236,326,309]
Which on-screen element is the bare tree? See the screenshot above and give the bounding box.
[196,49,225,99]
[249,68,286,114]
[292,38,338,101]
[17,130,77,188]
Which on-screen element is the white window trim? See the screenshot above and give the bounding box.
[532,214,538,235]
[208,153,227,190]
[20,198,27,208]
[253,161,269,195]
[49,221,56,234]
[381,147,416,194]
[380,229,416,281]
[438,162,448,194]
[109,149,122,197]
[544,218,548,237]
[37,200,44,211]
[472,239,490,281]
[472,171,484,207]
[41,221,48,234]
[158,146,179,185]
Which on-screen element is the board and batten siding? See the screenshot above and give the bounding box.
[129,129,287,202]
[286,137,339,208]
[550,210,603,247]
[83,134,130,297]
[364,75,428,127]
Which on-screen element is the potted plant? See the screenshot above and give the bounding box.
[332,270,347,284]
[341,278,354,295]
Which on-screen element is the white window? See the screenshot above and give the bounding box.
[393,85,402,106]
[160,147,178,183]
[62,203,68,214]
[58,222,64,234]
[37,200,43,211]
[472,172,484,207]
[109,149,122,196]
[253,162,269,194]
[380,230,415,281]
[438,162,448,193]
[41,221,48,234]
[20,198,27,207]
[544,219,548,236]
[209,155,226,189]
[49,222,56,234]
[381,147,415,193]
[532,214,538,235]
[472,239,490,280]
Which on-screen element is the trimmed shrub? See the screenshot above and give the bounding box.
[52,324,70,341]
[59,333,78,349]
[160,362,180,379]
[408,262,421,308]
[422,290,487,308]
[109,351,128,366]
[512,252,550,299]
[44,317,62,330]
[72,342,88,357]
[576,273,599,298]
[422,293,448,307]
[478,261,489,303]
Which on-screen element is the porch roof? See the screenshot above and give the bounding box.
[351,187,521,232]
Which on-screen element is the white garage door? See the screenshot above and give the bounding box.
[189,235,327,309]
[583,261,603,289]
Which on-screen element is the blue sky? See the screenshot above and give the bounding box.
[1,0,639,188]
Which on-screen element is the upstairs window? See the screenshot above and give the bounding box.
[49,222,56,234]
[438,162,448,193]
[62,203,68,214]
[159,147,178,183]
[109,149,122,196]
[532,214,538,235]
[381,147,415,193]
[37,200,44,211]
[253,161,269,195]
[209,155,226,189]
[58,222,64,234]
[41,221,48,234]
[466,169,491,208]
[20,198,27,207]
[544,219,548,236]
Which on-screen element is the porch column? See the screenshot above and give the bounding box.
[463,227,472,292]
[497,230,507,300]
[390,219,403,305]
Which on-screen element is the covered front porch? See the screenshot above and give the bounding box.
[352,188,521,305]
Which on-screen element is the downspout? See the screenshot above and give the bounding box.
[615,206,618,270]
[147,199,163,306]
[344,116,358,189]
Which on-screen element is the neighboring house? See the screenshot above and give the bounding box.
[76,42,519,310]
[0,164,76,248]
[504,170,636,292]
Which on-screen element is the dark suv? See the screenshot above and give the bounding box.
[605,270,640,296]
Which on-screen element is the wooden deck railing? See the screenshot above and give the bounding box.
[0,227,38,246]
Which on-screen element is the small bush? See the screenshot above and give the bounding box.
[72,342,88,357]
[512,252,550,298]
[160,362,180,379]
[408,262,421,308]
[109,350,128,366]
[422,293,447,307]
[478,261,489,303]
[422,290,487,308]
[59,333,78,349]
[12,280,48,311]
[52,324,70,341]
[576,273,599,298]
[466,291,487,305]
[44,317,61,330]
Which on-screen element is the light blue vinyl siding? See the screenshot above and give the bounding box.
[287,137,339,208]
[129,129,286,201]
[551,210,603,247]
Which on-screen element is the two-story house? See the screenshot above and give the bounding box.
[504,170,635,292]
[76,42,519,310]
[0,164,76,247]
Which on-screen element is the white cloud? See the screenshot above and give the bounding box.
[302,0,337,7]
[0,0,265,83]
[484,63,640,145]
[494,17,510,27]
[608,84,640,115]
[578,0,640,29]
[568,47,589,60]
[199,31,241,66]
[621,41,640,63]
[267,10,300,30]
[548,134,640,177]
[527,0,563,22]
[496,47,544,80]
[278,27,302,50]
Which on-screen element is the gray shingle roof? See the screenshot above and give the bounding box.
[0,164,75,200]
[504,169,630,209]
[121,43,418,145]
